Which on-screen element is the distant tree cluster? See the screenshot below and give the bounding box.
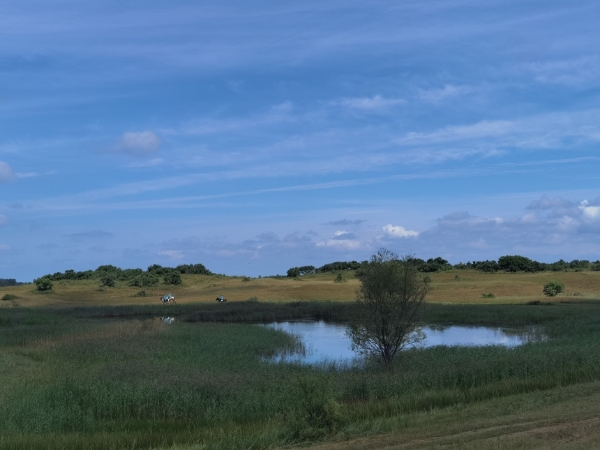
[288,255,600,278]
[458,256,600,273]
[287,261,363,277]
[0,278,18,287]
[37,263,212,287]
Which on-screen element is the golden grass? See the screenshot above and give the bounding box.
[2,270,600,308]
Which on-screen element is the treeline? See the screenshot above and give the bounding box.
[38,263,212,287]
[288,255,600,277]
[455,256,600,273]
[0,278,27,287]
[287,257,453,277]
[286,261,364,277]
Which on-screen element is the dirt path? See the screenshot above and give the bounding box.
[306,416,600,449]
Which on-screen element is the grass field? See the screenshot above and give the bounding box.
[1,270,599,449]
[3,269,600,308]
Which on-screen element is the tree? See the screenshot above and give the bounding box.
[99,274,116,288]
[163,270,182,285]
[543,281,564,297]
[348,249,430,367]
[35,277,53,292]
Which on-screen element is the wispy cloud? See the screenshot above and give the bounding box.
[0,161,14,182]
[114,131,160,156]
[333,95,405,111]
[183,102,294,135]
[66,231,114,240]
[382,224,419,238]
[417,84,471,103]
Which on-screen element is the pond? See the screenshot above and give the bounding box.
[263,321,544,365]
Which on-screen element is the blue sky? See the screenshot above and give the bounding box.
[2,1,600,281]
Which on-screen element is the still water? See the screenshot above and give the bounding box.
[264,321,543,365]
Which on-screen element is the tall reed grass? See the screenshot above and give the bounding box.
[0,300,599,448]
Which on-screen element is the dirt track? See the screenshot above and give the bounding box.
[307,416,600,449]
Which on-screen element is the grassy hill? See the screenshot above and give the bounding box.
[3,269,600,308]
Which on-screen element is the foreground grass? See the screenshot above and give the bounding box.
[0,300,599,449]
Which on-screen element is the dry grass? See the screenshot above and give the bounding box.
[427,270,600,303]
[2,270,600,308]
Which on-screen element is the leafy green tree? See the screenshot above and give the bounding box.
[35,277,53,292]
[318,261,362,273]
[498,255,544,273]
[543,281,564,297]
[163,270,182,285]
[287,267,300,277]
[176,263,212,275]
[348,249,430,367]
[99,274,116,288]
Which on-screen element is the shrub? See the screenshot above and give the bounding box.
[35,277,53,292]
[1,294,18,301]
[134,290,146,297]
[99,275,116,288]
[481,293,495,298]
[163,270,182,285]
[543,281,564,297]
[334,273,345,283]
[289,376,345,439]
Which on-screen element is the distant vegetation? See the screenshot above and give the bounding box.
[13,255,600,286]
[288,255,600,277]
[0,278,27,287]
[34,263,212,285]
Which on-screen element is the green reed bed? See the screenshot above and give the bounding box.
[1,301,599,449]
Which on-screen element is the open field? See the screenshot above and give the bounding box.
[3,269,600,308]
[1,271,600,449]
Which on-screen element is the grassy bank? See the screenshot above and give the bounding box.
[1,300,599,449]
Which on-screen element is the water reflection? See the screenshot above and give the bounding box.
[263,321,544,365]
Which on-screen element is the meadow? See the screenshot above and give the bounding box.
[1,270,600,449]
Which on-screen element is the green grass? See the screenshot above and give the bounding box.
[1,301,600,448]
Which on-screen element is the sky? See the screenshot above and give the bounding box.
[1,0,600,281]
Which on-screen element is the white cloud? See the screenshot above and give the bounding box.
[382,224,419,238]
[579,200,600,220]
[0,215,7,225]
[0,161,15,182]
[115,131,160,156]
[0,244,11,252]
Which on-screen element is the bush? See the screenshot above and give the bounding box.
[163,270,182,285]
[35,277,53,292]
[543,281,564,297]
[334,273,345,283]
[1,294,18,301]
[99,275,116,288]
[134,290,146,297]
[289,376,344,439]
[481,293,495,298]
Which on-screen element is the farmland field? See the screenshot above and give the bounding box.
[1,270,599,449]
